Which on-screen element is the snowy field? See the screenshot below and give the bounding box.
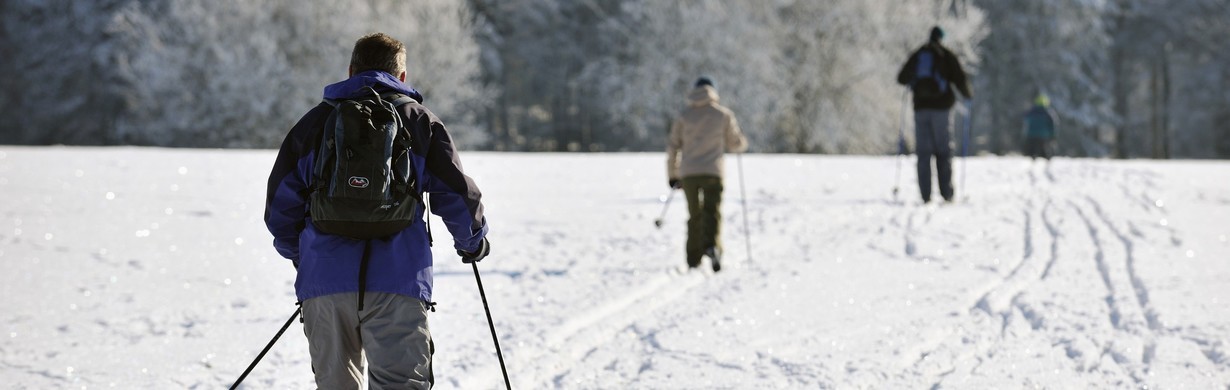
[1,146,1228,389]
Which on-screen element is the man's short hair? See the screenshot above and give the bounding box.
[350,33,406,76]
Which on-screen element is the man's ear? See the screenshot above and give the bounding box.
[398,71,406,82]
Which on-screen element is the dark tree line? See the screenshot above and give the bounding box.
[2,0,1227,158]
[973,0,1230,158]
[0,1,485,148]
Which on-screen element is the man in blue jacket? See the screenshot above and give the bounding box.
[264,32,489,389]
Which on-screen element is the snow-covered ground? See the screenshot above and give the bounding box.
[1,146,1227,389]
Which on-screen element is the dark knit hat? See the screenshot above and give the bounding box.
[930,26,945,42]
[695,76,714,89]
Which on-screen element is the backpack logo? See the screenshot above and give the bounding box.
[348,176,370,188]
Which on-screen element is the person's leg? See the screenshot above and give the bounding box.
[913,111,936,202]
[302,293,365,390]
[682,177,705,268]
[933,110,955,201]
[360,292,433,390]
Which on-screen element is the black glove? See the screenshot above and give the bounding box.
[669,179,681,189]
[458,238,490,263]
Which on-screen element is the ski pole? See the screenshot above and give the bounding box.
[229,305,301,390]
[653,189,677,229]
[737,153,753,265]
[472,262,512,390]
[893,88,909,201]
[961,99,973,198]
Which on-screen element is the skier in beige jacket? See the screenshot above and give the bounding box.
[666,77,748,272]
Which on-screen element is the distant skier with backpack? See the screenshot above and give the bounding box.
[264,32,489,389]
[897,26,973,203]
[667,77,748,272]
[1022,93,1058,161]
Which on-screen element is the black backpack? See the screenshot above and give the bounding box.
[911,48,949,99]
[309,87,420,239]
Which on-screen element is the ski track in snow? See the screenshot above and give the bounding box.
[889,160,1228,389]
[1,149,1228,388]
[512,269,709,388]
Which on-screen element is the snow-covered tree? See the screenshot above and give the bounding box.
[3,0,1226,157]
[468,0,985,153]
[973,0,1230,158]
[0,0,484,148]
[770,0,985,154]
[973,0,1115,157]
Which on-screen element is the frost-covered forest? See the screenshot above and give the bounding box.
[2,0,1228,158]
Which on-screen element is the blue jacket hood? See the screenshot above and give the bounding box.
[323,70,424,102]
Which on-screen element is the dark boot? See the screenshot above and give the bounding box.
[705,246,722,272]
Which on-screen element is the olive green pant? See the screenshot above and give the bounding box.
[682,175,723,267]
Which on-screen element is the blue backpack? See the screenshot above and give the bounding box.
[912,48,949,99]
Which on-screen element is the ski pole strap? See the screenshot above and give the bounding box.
[357,240,372,311]
[424,196,434,247]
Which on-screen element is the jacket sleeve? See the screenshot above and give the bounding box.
[945,50,973,99]
[265,105,327,263]
[420,119,488,253]
[725,112,748,153]
[1047,108,1059,138]
[666,117,683,180]
[897,51,917,86]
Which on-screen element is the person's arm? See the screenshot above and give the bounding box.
[1048,108,1059,139]
[417,115,488,253]
[264,104,329,266]
[666,117,683,184]
[725,112,748,153]
[896,51,917,86]
[947,50,973,99]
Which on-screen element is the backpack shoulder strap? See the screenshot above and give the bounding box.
[380,92,416,148]
[322,91,413,107]
[381,92,415,108]
[307,106,341,193]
